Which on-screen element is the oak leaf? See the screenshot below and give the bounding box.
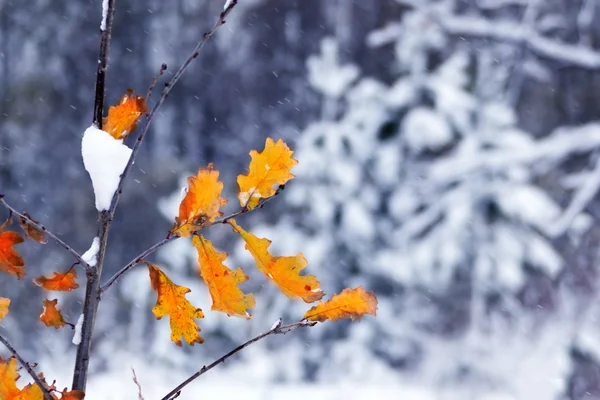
[229,219,324,303]
[17,214,47,244]
[57,388,85,399]
[303,287,378,322]
[237,138,297,210]
[171,164,228,237]
[193,235,255,318]
[0,357,20,399]
[147,262,205,346]
[33,265,79,292]
[0,216,25,280]
[40,299,67,329]
[102,89,148,140]
[0,298,9,323]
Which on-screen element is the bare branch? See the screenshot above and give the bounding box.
[0,333,54,400]
[100,185,284,293]
[145,63,168,103]
[161,319,316,400]
[72,0,117,392]
[0,197,91,272]
[132,368,145,400]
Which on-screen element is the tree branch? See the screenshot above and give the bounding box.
[100,185,284,293]
[161,319,316,400]
[0,333,54,400]
[72,0,117,392]
[0,196,91,272]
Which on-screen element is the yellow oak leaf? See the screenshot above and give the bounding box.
[229,219,324,303]
[146,262,205,346]
[193,235,255,318]
[237,138,297,210]
[303,287,378,322]
[0,357,20,399]
[40,299,67,329]
[171,164,228,237]
[33,265,79,292]
[102,89,148,140]
[0,298,9,323]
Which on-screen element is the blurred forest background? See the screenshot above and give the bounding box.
[5,0,600,399]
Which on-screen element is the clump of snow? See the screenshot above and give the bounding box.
[223,0,234,10]
[307,37,359,99]
[72,314,84,345]
[403,107,453,152]
[81,125,132,211]
[100,0,109,31]
[82,237,100,267]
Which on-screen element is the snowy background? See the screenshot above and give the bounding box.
[4,0,600,399]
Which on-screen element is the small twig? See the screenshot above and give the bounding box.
[100,185,284,293]
[145,63,168,102]
[0,333,54,400]
[0,197,91,272]
[161,319,316,400]
[132,368,145,400]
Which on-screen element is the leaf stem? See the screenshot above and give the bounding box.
[0,333,54,400]
[161,319,316,400]
[0,197,91,272]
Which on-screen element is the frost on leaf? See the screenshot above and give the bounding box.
[40,299,67,329]
[237,138,297,210]
[102,89,148,140]
[34,265,79,292]
[193,235,255,319]
[303,287,378,322]
[17,213,47,244]
[0,298,9,323]
[229,219,324,303]
[0,216,25,279]
[171,164,228,237]
[147,262,205,346]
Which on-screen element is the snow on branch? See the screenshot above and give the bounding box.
[437,15,600,69]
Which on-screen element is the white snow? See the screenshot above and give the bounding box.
[81,125,132,211]
[402,107,453,152]
[223,0,234,11]
[100,0,109,31]
[72,314,84,345]
[82,237,100,267]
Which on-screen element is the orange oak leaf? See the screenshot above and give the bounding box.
[303,287,378,322]
[102,89,148,140]
[237,138,297,210]
[0,298,9,323]
[57,388,85,399]
[229,219,324,303]
[0,217,25,279]
[40,299,67,329]
[33,265,79,292]
[193,235,255,319]
[170,164,228,237]
[17,214,47,244]
[146,262,205,346]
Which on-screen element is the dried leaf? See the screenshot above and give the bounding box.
[303,287,378,322]
[193,235,255,318]
[58,388,86,399]
[147,262,205,346]
[0,298,10,323]
[34,265,79,292]
[230,219,324,303]
[0,357,20,399]
[102,89,148,140]
[237,138,297,210]
[171,164,228,237]
[0,216,25,280]
[17,214,47,244]
[40,299,67,329]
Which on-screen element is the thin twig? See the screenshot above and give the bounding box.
[72,0,117,392]
[100,185,284,293]
[161,319,316,400]
[145,63,168,102]
[0,333,54,400]
[132,368,145,400]
[0,197,91,272]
